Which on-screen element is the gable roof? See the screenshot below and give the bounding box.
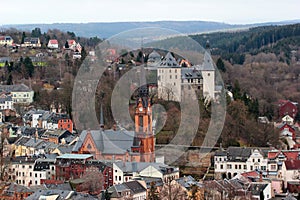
[0,83,32,93]
[284,160,300,170]
[48,39,58,44]
[159,52,180,68]
[124,181,147,194]
[73,129,135,155]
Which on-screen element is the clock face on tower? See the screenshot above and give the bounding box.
[139,107,143,112]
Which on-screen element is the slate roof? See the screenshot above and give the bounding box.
[56,144,74,154]
[124,181,147,194]
[114,161,177,175]
[227,147,253,162]
[4,183,33,196]
[0,95,12,103]
[0,83,32,93]
[108,181,146,197]
[193,51,215,71]
[250,183,268,196]
[176,175,202,189]
[26,189,74,200]
[73,129,135,155]
[33,158,55,171]
[181,68,203,80]
[158,52,180,68]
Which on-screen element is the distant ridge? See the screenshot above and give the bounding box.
[1,20,300,38]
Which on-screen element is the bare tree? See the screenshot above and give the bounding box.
[79,166,104,195]
[159,180,188,200]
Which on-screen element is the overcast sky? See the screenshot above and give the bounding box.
[2,0,300,25]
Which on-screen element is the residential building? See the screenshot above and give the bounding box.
[41,129,74,144]
[0,35,13,46]
[47,39,59,49]
[6,157,54,187]
[107,180,147,200]
[0,84,34,104]
[22,37,41,48]
[55,154,93,181]
[278,100,298,119]
[282,160,300,188]
[0,95,13,110]
[12,136,58,157]
[0,183,33,200]
[214,147,269,179]
[113,161,179,185]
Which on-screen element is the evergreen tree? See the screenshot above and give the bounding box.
[216,57,226,72]
[232,80,242,100]
[21,32,26,44]
[6,74,13,85]
[31,27,42,37]
[65,41,69,49]
[24,57,34,78]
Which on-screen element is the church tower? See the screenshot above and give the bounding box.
[131,67,155,162]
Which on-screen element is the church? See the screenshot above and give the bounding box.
[72,78,155,163]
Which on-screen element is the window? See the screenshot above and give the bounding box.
[175,75,177,79]
[219,157,222,162]
[35,173,37,178]
[220,164,223,169]
[170,75,172,79]
[244,165,247,170]
[258,159,260,162]
[30,172,32,177]
[119,176,121,181]
[115,176,118,181]
[270,165,276,170]
[227,164,232,169]
[261,166,266,170]
[239,165,241,169]
[250,166,253,170]
[35,181,37,185]
[207,73,210,76]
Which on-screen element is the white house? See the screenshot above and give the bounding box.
[214,147,269,179]
[113,162,179,185]
[0,95,13,110]
[282,160,300,188]
[47,39,59,49]
[0,84,34,104]
[7,158,55,186]
[251,183,272,200]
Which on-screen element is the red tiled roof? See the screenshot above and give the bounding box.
[284,160,300,170]
[68,40,76,45]
[268,151,280,159]
[49,39,58,44]
[283,152,299,160]
[241,171,259,178]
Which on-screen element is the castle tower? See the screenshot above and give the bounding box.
[131,66,155,162]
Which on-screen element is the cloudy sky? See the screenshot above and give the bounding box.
[2,0,300,25]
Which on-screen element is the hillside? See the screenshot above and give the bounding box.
[2,20,300,39]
